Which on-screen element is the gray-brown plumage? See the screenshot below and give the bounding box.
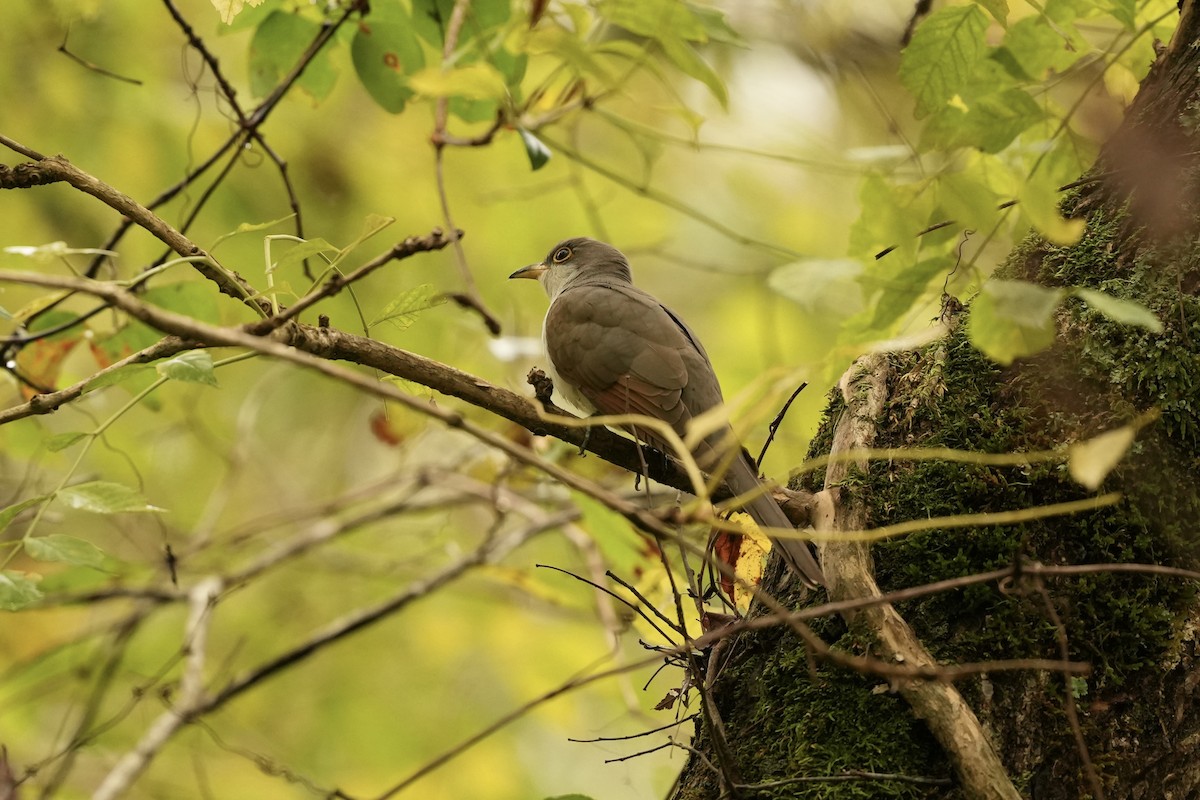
[510,237,824,587]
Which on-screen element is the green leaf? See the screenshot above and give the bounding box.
[57,482,165,514]
[660,37,727,108]
[859,256,953,333]
[448,96,501,124]
[271,238,338,274]
[1073,288,1163,332]
[369,284,446,330]
[936,167,1004,233]
[156,350,219,387]
[0,571,42,611]
[410,0,512,48]
[143,282,223,325]
[351,18,424,113]
[769,259,866,316]
[210,213,297,250]
[1018,172,1085,245]
[1045,0,1089,23]
[975,0,1009,25]
[899,4,989,118]
[409,63,508,100]
[995,16,1078,80]
[598,0,707,40]
[1068,425,1136,490]
[0,497,46,535]
[24,534,108,570]
[921,87,1044,153]
[848,174,938,263]
[687,3,745,45]
[967,279,1064,364]
[530,27,615,86]
[492,44,529,87]
[83,363,155,394]
[46,432,88,452]
[519,128,552,171]
[16,308,81,342]
[249,11,338,102]
[1103,0,1137,30]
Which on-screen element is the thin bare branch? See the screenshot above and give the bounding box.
[1033,579,1106,799]
[196,514,557,717]
[93,577,223,800]
[0,137,264,311]
[273,227,460,326]
[0,337,193,425]
[430,0,503,336]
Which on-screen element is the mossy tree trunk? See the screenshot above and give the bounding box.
[670,5,1200,799]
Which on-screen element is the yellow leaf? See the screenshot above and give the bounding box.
[727,512,769,614]
[210,0,265,25]
[1018,176,1085,246]
[1103,62,1140,106]
[409,64,508,101]
[1068,426,1136,490]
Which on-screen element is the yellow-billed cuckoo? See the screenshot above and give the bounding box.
[510,237,824,588]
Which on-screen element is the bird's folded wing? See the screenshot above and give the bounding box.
[546,284,693,438]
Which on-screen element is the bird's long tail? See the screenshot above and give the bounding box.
[723,454,825,588]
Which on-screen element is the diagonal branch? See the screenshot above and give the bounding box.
[0,135,265,312]
[92,576,223,800]
[813,353,1022,800]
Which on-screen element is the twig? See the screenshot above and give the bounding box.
[0,336,193,424]
[0,268,790,549]
[567,714,697,743]
[272,228,460,326]
[736,769,952,790]
[0,746,16,800]
[6,1,359,342]
[430,0,502,336]
[244,1,366,131]
[57,29,142,85]
[33,610,145,796]
[196,518,551,717]
[754,381,806,468]
[537,564,682,644]
[0,136,264,311]
[669,517,743,795]
[92,576,223,800]
[540,132,801,259]
[1033,579,1106,799]
[605,570,684,634]
[603,741,672,763]
[161,0,245,123]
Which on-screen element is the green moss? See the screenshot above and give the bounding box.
[749,313,1191,798]
[1005,198,1200,451]
[862,325,1192,691]
[680,195,1198,799]
[680,616,954,800]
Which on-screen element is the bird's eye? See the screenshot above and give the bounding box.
[552,246,572,264]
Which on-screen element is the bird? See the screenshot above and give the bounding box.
[510,237,824,588]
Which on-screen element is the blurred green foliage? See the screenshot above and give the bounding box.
[0,0,1182,797]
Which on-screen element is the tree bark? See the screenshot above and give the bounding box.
[670,4,1200,798]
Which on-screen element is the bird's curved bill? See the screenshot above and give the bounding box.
[509,262,547,279]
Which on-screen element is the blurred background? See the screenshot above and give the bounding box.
[0,0,1157,797]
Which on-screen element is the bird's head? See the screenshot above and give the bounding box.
[509,237,632,298]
